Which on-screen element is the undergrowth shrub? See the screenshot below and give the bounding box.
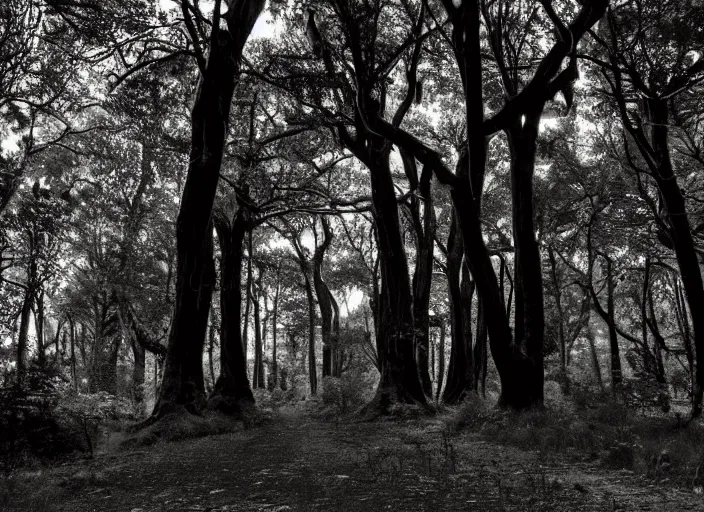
[445,384,704,489]
[55,391,135,456]
[321,377,342,407]
[1,364,136,470]
[121,409,245,448]
[321,372,376,413]
[446,394,494,431]
[0,364,77,470]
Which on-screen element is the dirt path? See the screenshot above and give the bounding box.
[7,408,703,511]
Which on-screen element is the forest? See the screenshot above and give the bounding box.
[3,0,704,510]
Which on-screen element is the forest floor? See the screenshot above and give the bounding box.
[3,404,704,512]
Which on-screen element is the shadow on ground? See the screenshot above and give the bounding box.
[3,405,702,511]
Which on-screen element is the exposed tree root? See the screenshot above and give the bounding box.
[357,387,436,421]
[206,393,263,427]
[121,406,245,448]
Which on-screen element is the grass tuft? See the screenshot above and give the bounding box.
[444,385,704,489]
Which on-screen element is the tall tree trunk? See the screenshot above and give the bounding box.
[252,293,265,389]
[431,330,435,382]
[443,214,475,403]
[152,0,264,418]
[548,246,568,389]
[78,324,87,385]
[53,320,64,364]
[648,98,704,417]
[304,273,317,395]
[506,116,545,407]
[447,0,524,407]
[287,228,319,395]
[68,316,77,390]
[89,309,121,395]
[339,105,426,408]
[261,295,269,358]
[603,256,622,393]
[586,222,623,395]
[208,309,216,390]
[312,217,334,378]
[271,278,280,389]
[473,297,488,397]
[315,0,427,410]
[399,147,436,398]
[436,319,446,402]
[673,276,695,406]
[647,282,667,384]
[368,147,426,409]
[641,257,651,375]
[451,183,532,408]
[132,339,146,409]
[154,225,215,415]
[242,229,253,369]
[329,286,342,377]
[252,269,265,390]
[16,288,32,384]
[34,288,46,367]
[586,317,605,392]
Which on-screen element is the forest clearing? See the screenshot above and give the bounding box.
[4,0,704,510]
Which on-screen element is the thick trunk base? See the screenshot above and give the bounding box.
[496,354,543,410]
[207,375,255,417]
[358,384,436,420]
[123,406,245,448]
[207,393,255,418]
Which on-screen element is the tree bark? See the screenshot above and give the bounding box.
[449,0,541,409]
[647,286,667,384]
[473,296,488,397]
[586,317,605,392]
[436,319,446,402]
[242,229,253,369]
[16,288,32,384]
[88,307,121,395]
[34,288,46,367]
[586,216,622,394]
[304,272,317,395]
[208,312,216,390]
[252,266,265,390]
[69,316,77,390]
[548,246,568,389]
[152,0,264,418]
[329,286,342,377]
[443,211,475,403]
[322,17,427,409]
[405,152,436,398]
[368,146,427,408]
[451,182,534,408]
[154,228,214,414]
[132,338,146,408]
[506,116,545,406]
[648,98,704,417]
[271,272,280,389]
[209,208,254,413]
[312,217,334,378]
[431,330,435,382]
[603,256,622,392]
